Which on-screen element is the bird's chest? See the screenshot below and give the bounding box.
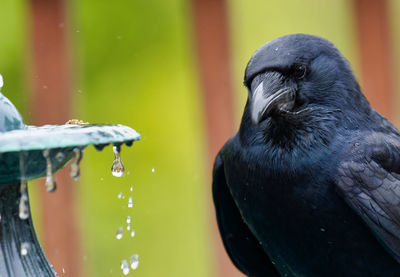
[224,146,337,233]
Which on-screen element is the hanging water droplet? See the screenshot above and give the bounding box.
[19,193,29,220]
[20,242,30,256]
[19,180,29,220]
[70,148,83,181]
[130,254,139,270]
[111,145,125,177]
[127,197,133,208]
[126,216,131,224]
[43,149,57,192]
[116,227,123,240]
[118,192,123,199]
[130,230,135,237]
[121,260,130,275]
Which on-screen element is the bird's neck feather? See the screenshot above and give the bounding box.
[239,105,339,152]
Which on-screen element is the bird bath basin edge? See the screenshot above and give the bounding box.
[0,75,141,276]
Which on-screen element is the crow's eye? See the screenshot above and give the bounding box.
[293,64,307,79]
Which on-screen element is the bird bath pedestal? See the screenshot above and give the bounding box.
[0,76,140,276]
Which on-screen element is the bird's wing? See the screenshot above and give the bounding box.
[212,152,279,276]
[336,133,400,262]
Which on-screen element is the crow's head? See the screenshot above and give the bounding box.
[244,34,368,127]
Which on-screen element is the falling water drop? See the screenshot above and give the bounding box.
[130,186,133,192]
[70,148,83,180]
[121,260,130,275]
[118,192,123,199]
[127,225,131,231]
[130,230,135,237]
[151,168,155,173]
[126,216,131,224]
[127,197,133,208]
[130,254,139,270]
[116,227,123,240]
[111,145,125,177]
[19,180,29,220]
[20,242,30,256]
[43,149,57,192]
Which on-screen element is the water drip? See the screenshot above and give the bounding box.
[70,148,83,180]
[19,180,29,220]
[130,254,139,270]
[121,260,130,275]
[111,145,125,177]
[43,149,57,192]
[116,227,123,240]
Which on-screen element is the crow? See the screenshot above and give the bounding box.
[212,34,400,277]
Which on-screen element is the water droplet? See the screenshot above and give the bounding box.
[320,228,326,232]
[126,216,131,224]
[127,225,131,231]
[70,148,83,180]
[111,145,125,177]
[19,180,29,220]
[127,197,133,208]
[130,254,139,270]
[121,260,130,275]
[43,149,57,192]
[20,242,30,256]
[118,192,123,199]
[275,47,279,51]
[116,227,123,240]
[0,74,3,90]
[130,230,135,237]
[62,268,66,274]
[130,186,133,192]
[151,168,155,173]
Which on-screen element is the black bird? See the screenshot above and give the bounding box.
[212,34,400,277]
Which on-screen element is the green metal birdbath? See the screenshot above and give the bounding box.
[0,74,140,276]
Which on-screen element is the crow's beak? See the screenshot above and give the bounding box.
[250,79,296,125]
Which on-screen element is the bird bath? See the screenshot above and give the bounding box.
[0,75,140,276]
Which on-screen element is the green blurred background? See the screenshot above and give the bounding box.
[1,0,400,276]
